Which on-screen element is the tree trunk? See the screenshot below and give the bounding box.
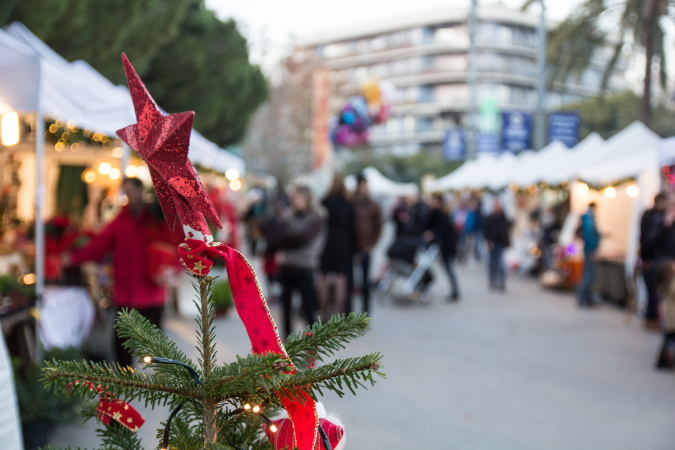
[199,276,218,444]
[641,0,659,127]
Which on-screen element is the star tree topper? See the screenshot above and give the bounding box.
[115,53,221,242]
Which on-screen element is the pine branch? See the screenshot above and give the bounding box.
[115,309,196,387]
[96,421,143,450]
[284,312,371,368]
[282,353,384,400]
[205,353,291,402]
[42,359,201,408]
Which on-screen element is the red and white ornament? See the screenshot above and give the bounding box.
[263,403,346,450]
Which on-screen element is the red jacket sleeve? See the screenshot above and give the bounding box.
[70,216,119,264]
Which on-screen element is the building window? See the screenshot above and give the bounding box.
[434,24,469,46]
[419,85,434,103]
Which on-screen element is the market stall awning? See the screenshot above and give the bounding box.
[346,167,419,197]
[0,22,244,174]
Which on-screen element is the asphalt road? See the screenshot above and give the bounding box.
[47,254,675,449]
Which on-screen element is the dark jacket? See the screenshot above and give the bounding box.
[640,207,665,261]
[353,195,382,253]
[321,194,357,273]
[483,211,511,247]
[275,208,325,271]
[424,208,458,257]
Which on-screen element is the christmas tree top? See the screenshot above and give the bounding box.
[41,54,384,449]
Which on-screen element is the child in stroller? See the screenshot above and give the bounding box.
[377,235,440,304]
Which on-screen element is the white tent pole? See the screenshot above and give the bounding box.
[34,60,45,362]
[122,142,131,177]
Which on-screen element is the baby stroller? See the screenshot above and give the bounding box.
[377,235,440,305]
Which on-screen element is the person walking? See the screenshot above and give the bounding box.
[318,175,357,320]
[654,259,675,369]
[483,199,511,292]
[274,186,325,339]
[577,202,601,307]
[64,178,183,367]
[640,193,668,329]
[352,174,382,314]
[423,194,460,301]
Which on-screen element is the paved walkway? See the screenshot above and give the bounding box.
[48,261,675,449]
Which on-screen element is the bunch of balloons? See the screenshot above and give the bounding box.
[332,80,392,147]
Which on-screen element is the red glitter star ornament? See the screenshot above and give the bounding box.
[115,53,221,241]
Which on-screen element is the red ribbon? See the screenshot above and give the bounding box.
[178,239,319,450]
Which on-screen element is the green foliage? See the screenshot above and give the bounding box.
[42,274,384,449]
[542,0,673,125]
[562,90,675,139]
[212,279,234,310]
[16,347,83,424]
[1,0,267,147]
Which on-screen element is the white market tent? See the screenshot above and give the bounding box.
[425,153,498,191]
[345,166,419,197]
[573,122,662,277]
[0,23,245,318]
[2,22,244,174]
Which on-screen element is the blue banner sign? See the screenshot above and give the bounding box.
[442,129,465,160]
[548,112,580,148]
[501,111,532,152]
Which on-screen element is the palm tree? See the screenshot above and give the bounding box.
[525,0,671,128]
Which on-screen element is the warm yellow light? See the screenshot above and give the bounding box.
[67,119,78,130]
[578,182,589,194]
[225,168,240,181]
[125,165,138,178]
[83,170,96,184]
[99,162,111,175]
[604,186,616,198]
[138,166,151,179]
[55,141,65,152]
[1,112,20,146]
[143,356,152,363]
[111,147,124,158]
[229,179,242,191]
[22,273,36,285]
[70,142,80,152]
[270,424,278,433]
[109,168,120,180]
[252,405,260,413]
[627,184,638,198]
[49,124,59,134]
[243,404,251,411]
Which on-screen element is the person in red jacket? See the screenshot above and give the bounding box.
[64,177,183,367]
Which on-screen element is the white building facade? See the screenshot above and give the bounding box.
[294,4,628,157]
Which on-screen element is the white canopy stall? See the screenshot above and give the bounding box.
[574,122,662,278]
[0,23,245,351]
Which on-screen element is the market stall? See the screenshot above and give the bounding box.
[0,23,245,360]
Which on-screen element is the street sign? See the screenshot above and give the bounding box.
[501,111,532,152]
[548,112,580,148]
[478,95,499,154]
[442,129,465,160]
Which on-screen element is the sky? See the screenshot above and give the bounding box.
[205,0,584,71]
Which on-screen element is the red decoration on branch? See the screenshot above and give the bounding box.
[115,53,220,241]
[96,398,145,432]
[263,417,345,450]
[66,380,145,432]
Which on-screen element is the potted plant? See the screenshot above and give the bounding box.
[212,278,234,317]
[15,347,83,449]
